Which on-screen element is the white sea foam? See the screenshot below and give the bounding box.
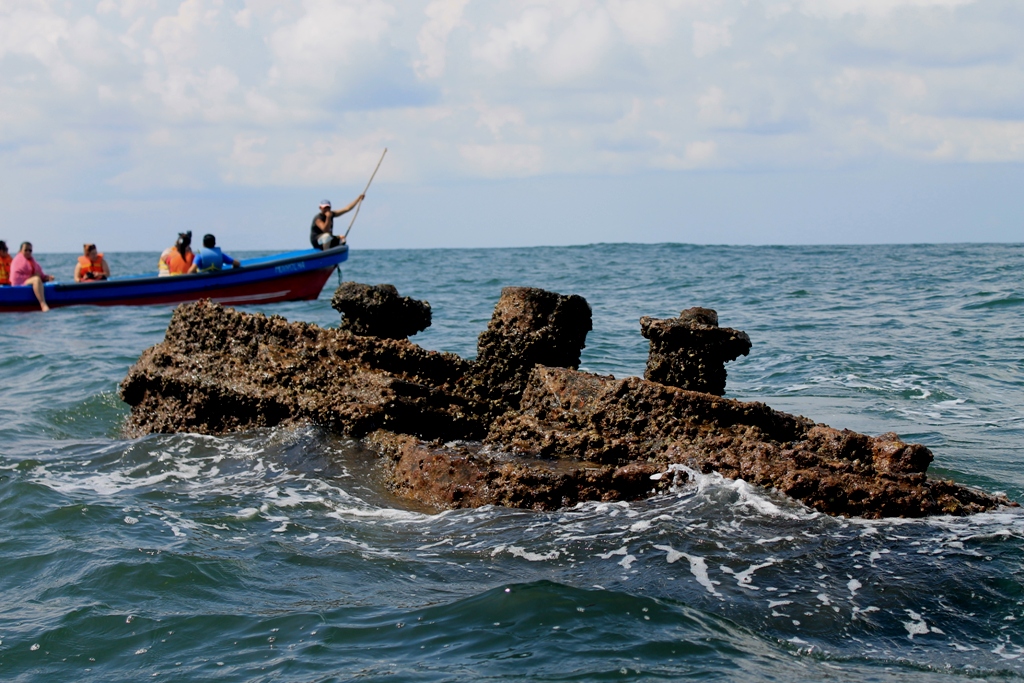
[756,536,795,545]
[325,506,428,522]
[654,544,721,597]
[721,559,777,591]
[493,545,560,562]
[903,609,931,639]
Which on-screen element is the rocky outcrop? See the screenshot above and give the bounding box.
[466,287,592,419]
[640,307,751,395]
[118,293,1014,518]
[331,282,432,339]
[119,300,484,440]
[486,366,996,518]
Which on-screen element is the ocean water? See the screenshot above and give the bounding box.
[2,243,1024,682]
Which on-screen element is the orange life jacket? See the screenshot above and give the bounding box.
[164,249,194,275]
[77,254,107,280]
[0,253,11,285]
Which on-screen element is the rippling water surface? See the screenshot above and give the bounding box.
[2,243,1023,682]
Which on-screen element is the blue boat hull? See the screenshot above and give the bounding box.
[0,246,348,312]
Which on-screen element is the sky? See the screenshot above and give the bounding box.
[0,0,1021,251]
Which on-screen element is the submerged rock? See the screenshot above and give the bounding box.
[367,430,662,511]
[119,291,1014,518]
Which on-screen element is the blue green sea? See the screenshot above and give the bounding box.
[2,243,1024,681]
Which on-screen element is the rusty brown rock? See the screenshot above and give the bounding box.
[119,300,484,440]
[468,286,592,418]
[640,307,752,395]
[118,293,1014,518]
[331,282,432,339]
[484,366,1010,519]
[365,430,667,511]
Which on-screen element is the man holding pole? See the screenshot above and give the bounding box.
[310,195,363,250]
[310,148,388,250]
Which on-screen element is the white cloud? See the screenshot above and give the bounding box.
[0,2,70,67]
[607,0,676,46]
[887,114,1024,162]
[150,0,214,63]
[473,101,527,138]
[266,0,395,88]
[692,19,732,58]
[415,0,469,79]
[541,7,613,83]
[253,132,394,186]
[791,0,978,19]
[473,7,551,70]
[658,139,719,169]
[459,142,544,177]
[698,86,746,128]
[0,0,1022,212]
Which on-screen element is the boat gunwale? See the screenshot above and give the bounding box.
[43,244,349,293]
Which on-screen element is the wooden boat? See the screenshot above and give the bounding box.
[0,245,348,312]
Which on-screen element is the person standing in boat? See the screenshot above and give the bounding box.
[188,234,240,273]
[74,244,110,282]
[158,232,194,276]
[0,241,11,286]
[311,195,363,250]
[10,242,53,311]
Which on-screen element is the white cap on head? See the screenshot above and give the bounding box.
[320,200,331,209]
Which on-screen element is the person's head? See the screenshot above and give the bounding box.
[20,242,33,257]
[0,240,7,254]
[176,231,192,256]
[319,200,331,215]
[203,234,216,249]
[83,243,98,259]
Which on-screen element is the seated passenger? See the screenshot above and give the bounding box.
[159,232,194,276]
[0,241,11,286]
[188,234,241,273]
[74,243,110,282]
[10,241,53,312]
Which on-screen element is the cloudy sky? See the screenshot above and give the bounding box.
[1,0,1021,251]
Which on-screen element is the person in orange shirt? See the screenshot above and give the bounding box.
[0,241,11,286]
[74,243,110,282]
[158,232,194,276]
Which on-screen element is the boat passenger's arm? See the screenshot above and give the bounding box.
[332,194,364,217]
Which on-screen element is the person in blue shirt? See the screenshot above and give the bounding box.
[188,234,241,273]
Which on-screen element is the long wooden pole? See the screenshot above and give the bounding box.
[344,148,387,239]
